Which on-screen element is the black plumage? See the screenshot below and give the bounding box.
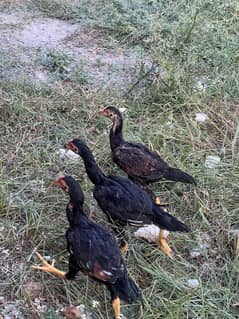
[94,174,189,232]
[33,176,141,319]
[99,106,196,186]
[65,139,190,256]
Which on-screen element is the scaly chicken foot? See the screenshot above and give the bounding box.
[32,251,66,278]
[155,197,161,205]
[112,297,126,319]
[158,229,172,258]
[119,240,129,254]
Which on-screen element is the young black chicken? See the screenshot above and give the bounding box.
[99,106,196,187]
[65,139,190,257]
[32,176,141,319]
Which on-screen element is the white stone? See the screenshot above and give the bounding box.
[92,300,100,308]
[196,80,207,91]
[187,278,199,288]
[119,107,127,113]
[205,155,220,168]
[195,113,208,123]
[190,249,201,258]
[134,225,169,243]
[43,255,51,261]
[58,149,80,160]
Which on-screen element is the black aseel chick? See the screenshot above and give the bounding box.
[32,176,141,319]
[99,106,196,187]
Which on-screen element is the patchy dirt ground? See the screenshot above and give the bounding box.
[0,11,143,91]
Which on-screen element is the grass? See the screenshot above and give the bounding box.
[1,0,239,318]
[38,49,72,79]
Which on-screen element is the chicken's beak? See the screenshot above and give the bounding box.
[49,176,65,188]
[64,142,70,149]
[65,141,75,151]
[65,141,79,154]
[49,180,61,187]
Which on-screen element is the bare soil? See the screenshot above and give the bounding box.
[0,11,143,91]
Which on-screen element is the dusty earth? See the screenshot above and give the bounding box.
[0,10,144,91]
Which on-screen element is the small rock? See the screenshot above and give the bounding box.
[44,255,51,261]
[92,300,100,308]
[195,80,207,91]
[187,278,199,288]
[195,113,208,123]
[58,149,80,160]
[119,107,127,113]
[205,155,220,169]
[190,249,201,258]
[134,225,169,243]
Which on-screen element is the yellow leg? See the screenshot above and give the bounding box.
[112,297,121,319]
[158,229,172,258]
[32,251,66,279]
[120,241,129,254]
[155,197,161,205]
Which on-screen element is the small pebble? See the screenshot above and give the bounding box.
[195,113,208,123]
[187,278,200,288]
[134,225,169,243]
[58,149,80,160]
[190,249,201,258]
[43,255,51,261]
[205,155,220,169]
[119,107,127,113]
[92,300,100,308]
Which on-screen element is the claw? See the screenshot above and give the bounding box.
[155,197,161,205]
[32,251,66,279]
[159,237,172,258]
[112,297,124,319]
[158,230,172,258]
[35,251,49,264]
